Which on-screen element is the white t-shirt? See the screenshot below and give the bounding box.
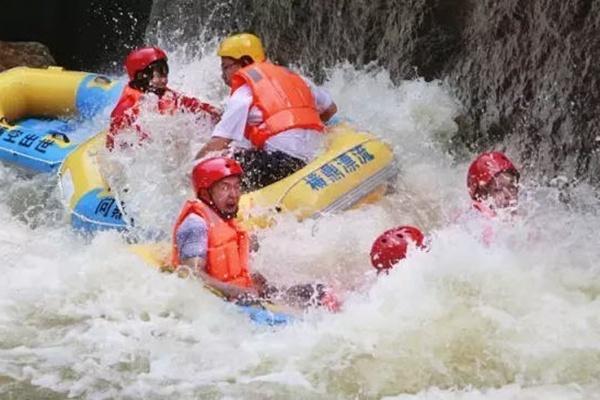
[212,78,334,162]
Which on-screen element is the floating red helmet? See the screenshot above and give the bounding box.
[370,225,425,271]
[192,157,243,194]
[467,152,519,200]
[125,47,168,79]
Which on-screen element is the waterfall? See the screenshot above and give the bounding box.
[147,0,600,186]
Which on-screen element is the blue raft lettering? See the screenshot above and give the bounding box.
[95,198,115,217]
[3,129,23,144]
[304,172,328,191]
[351,145,375,165]
[94,197,123,221]
[34,138,54,154]
[320,163,345,183]
[304,145,376,191]
[18,134,39,148]
[111,205,122,220]
[334,153,359,173]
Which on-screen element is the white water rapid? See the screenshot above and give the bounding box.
[1,43,599,399]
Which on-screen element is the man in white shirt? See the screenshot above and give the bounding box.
[196,33,337,191]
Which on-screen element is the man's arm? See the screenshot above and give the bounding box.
[303,76,338,124]
[320,102,337,123]
[179,257,258,299]
[195,136,232,159]
[197,268,258,299]
[177,95,222,122]
[195,85,253,159]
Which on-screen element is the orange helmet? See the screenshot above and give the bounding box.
[125,47,168,79]
[467,152,519,200]
[370,226,425,271]
[192,157,243,194]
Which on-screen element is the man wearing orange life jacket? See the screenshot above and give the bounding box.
[172,156,254,298]
[107,47,220,150]
[172,156,341,310]
[196,33,338,191]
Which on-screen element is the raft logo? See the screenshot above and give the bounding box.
[303,144,375,191]
[0,126,57,153]
[88,75,117,89]
[95,197,123,221]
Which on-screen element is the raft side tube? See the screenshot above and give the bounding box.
[129,242,295,326]
[238,123,397,228]
[58,132,128,232]
[59,124,397,233]
[0,67,124,173]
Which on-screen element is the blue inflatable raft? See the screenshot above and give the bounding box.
[0,66,124,173]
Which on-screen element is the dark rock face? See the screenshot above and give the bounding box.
[0,0,152,71]
[447,0,600,185]
[153,0,600,184]
[0,41,56,72]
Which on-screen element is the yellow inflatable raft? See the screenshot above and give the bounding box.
[59,123,397,232]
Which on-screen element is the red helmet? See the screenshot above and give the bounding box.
[370,226,425,271]
[125,47,168,79]
[467,152,519,200]
[192,157,243,194]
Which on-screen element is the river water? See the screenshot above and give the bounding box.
[0,43,599,399]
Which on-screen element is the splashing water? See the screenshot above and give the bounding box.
[99,96,216,239]
[1,46,600,399]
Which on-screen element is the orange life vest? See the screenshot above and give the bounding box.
[107,86,179,149]
[115,86,180,118]
[171,200,252,288]
[230,62,325,148]
[107,86,220,150]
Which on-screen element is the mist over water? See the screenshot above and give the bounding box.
[1,42,600,399]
